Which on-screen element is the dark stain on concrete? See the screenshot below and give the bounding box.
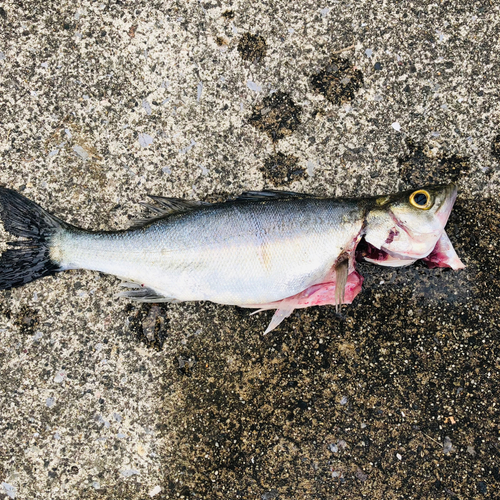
[399,140,470,187]
[249,91,302,142]
[215,35,228,47]
[260,152,305,186]
[125,303,168,351]
[161,198,500,498]
[15,305,39,335]
[310,55,364,105]
[221,10,235,21]
[238,33,268,63]
[0,299,11,320]
[491,133,500,160]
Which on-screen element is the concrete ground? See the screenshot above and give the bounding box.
[0,0,499,498]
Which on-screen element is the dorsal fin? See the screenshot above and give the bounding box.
[235,190,316,201]
[130,190,316,229]
[130,195,209,229]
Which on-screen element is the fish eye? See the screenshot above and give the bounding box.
[409,189,432,210]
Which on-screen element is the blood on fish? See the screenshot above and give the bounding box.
[385,228,398,244]
[422,231,465,270]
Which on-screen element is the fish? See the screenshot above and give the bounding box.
[0,184,464,333]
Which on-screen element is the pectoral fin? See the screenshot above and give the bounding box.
[334,259,349,312]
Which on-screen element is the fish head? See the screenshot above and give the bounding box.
[364,183,458,261]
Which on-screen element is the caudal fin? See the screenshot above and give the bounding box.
[0,187,67,290]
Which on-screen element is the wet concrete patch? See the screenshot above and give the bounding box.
[310,55,364,105]
[399,140,470,187]
[260,152,305,187]
[125,303,169,351]
[249,91,302,142]
[160,198,499,498]
[237,33,268,63]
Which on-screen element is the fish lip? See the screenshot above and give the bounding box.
[435,183,457,229]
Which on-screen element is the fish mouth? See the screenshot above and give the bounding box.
[435,183,457,229]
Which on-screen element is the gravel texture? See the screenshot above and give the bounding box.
[0,0,499,498]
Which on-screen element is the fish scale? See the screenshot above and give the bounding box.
[53,198,365,306]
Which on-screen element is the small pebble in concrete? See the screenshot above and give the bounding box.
[443,436,453,454]
[138,133,154,148]
[1,482,16,499]
[142,100,152,115]
[72,145,89,160]
[478,481,487,494]
[149,485,162,497]
[121,469,139,477]
[247,81,262,92]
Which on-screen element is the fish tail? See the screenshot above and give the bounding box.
[0,187,67,290]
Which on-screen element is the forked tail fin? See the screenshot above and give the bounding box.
[0,187,67,290]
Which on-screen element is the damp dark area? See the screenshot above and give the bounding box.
[399,140,470,186]
[220,10,235,20]
[260,152,306,186]
[161,197,500,498]
[248,91,302,142]
[491,133,500,160]
[125,303,168,350]
[310,55,364,105]
[15,305,40,335]
[237,32,267,63]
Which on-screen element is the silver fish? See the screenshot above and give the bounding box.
[0,184,464,333]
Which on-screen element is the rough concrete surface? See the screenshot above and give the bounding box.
[0,0,499,498]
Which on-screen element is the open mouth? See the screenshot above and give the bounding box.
[355,232,464,270]
[356,237,385,262]
[355,235,422,267]
[435,184,458,228]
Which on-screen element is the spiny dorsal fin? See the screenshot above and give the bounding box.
[130,190,316,228]
[130,195,209,228]
[236,190,316,202]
